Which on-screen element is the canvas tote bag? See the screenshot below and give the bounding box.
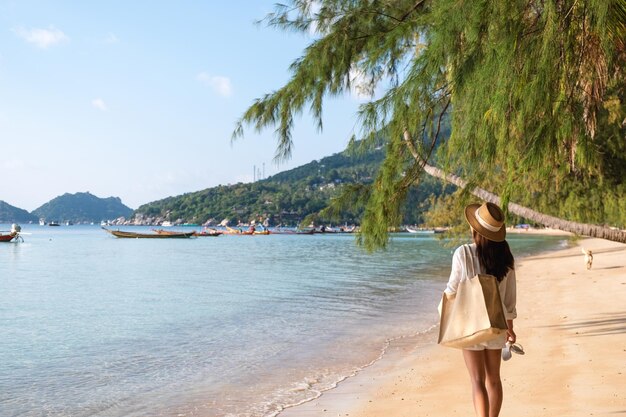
[437,245,508,349]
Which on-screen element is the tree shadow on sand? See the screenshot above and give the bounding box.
[544,312,626,337]
[526,246,626,262]
[592,265,624,270]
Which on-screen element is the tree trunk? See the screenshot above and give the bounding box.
[403,133,626,243]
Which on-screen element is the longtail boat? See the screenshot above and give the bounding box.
[271,228,315,235]
[195,228,222,237]
[195,231,223,237]
[1,224,24,243]
[224,226,270,235]
[153,228,222,237]
[103,228,195,239]
[224,226,250,235]
[0,232,18,242]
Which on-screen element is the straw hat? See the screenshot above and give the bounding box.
[464,202,506,242]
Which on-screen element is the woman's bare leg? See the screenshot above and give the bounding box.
[484,349,503,417]
[463,349,489,417]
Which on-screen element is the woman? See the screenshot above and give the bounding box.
[445,202,517,417]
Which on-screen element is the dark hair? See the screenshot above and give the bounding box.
[473,230,515,281]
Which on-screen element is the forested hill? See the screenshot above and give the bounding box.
[134,148,448,226]
[0,201,38,223]
[32,192,133,223]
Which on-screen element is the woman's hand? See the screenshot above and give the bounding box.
[506,320,516,343]
[506,328,516,343]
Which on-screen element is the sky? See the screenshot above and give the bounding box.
[0,1,366,211]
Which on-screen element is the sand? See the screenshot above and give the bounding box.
[506,226,574,236]
[279,237,626,417]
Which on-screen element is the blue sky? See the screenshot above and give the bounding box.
[0,1,364,211]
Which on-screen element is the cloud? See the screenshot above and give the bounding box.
[13,26,69,48]
[103,33,119,44]
[91,98,108,111]
[2,158,25,170]
[196,72,232,97]
[349,67,375,100]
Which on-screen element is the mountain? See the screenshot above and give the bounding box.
[134,148,448,226]
[32,192,133,223]
[0,201,38,223]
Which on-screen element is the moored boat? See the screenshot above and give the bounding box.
[224,226,270,235]
[195,231,222,237]
[195,227,222,237]
[223,226,246,235]
[153,228,185,235]
[405,226,435,234]
[0,233,17,242]
[271,228,315,235]
[314,226,338,234]
[405,226,446,234]
[153,228,223,237]
[103,228,195,239]
[0,224,24,243]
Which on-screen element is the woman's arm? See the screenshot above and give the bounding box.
[503,268,517,342]
[444,246,465,295]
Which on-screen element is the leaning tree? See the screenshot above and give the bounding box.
[234,0,626,248]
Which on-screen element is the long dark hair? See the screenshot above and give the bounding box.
[472,230,515,281]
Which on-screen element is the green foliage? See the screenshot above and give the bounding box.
[31,192,133,223]
[136,149,384,225]
[0,201,38,223]
[234,0,626,248]
[135,147,448,227]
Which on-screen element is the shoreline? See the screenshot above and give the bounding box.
[506,226,574,236]
[278,237,626,417]
[267,324,439,417]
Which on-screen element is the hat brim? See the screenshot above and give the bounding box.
[464,204,506,242]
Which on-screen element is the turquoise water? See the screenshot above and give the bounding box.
[0,225,567,416]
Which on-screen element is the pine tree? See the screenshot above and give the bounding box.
[234,0,626,249]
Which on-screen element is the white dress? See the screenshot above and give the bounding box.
[444,243,517,350]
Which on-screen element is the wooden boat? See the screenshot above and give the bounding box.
[103,228,195,239]
[224,226,270,235]
[196,227,222,237]
[406,226,435,234]
[405,226,446,234]
[271,228,315,235]
[224,226,246,235]
[153,228,222,237]
[153,228,190,235]
[314,226,338,234]
[195,230,222,237]
[1,224,25,243]
[0,232,18,243]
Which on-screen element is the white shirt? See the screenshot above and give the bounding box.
[445,243,517,321]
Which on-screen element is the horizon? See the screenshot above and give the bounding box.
[2,146,344,213]
[0,1,368,211]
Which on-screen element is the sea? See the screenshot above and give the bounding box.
[0,225,568,417]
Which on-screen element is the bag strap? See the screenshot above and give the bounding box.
[462,244,477,279]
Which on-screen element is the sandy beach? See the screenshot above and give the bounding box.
[279,237,626,417]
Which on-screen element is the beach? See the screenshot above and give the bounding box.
[279,237,626,417]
